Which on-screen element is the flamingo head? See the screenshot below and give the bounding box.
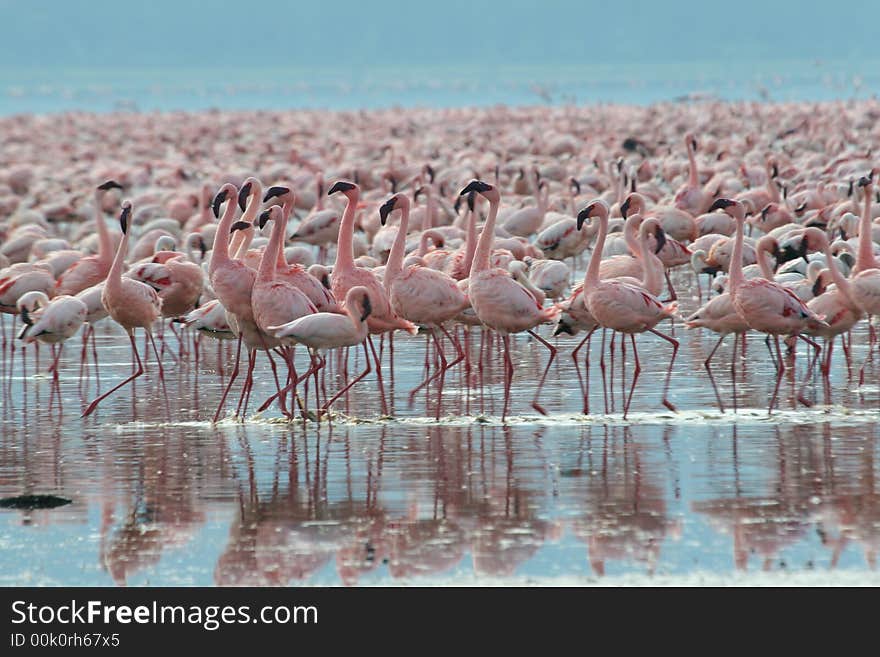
[577,199,608,231]
[459,179,498,203]
[379,193,407,226]
[96,180,123,192]
[119,201,132,234]
[263,185,291,203]
[211,184,237,219]
[327,180,357,198]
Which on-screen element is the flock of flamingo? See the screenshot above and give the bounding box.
[1,102,879,422]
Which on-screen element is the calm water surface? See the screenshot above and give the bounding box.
[1,274,878,586]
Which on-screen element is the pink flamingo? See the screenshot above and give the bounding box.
[268,286,373,418]
[379,192,469,418]
[251,202,317,417]
[55,180,122,296]
[709,198,825,412]
[674,133,713,216]
[458,180,558,419]
[82,201,166,418]
[328,181,417,416]
[850,172,880,383]
[577,200,679,417]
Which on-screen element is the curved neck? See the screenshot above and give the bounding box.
[384,204,410,292]
[639,228,663,293]
[821,237,854,302]
[766,166,781,203]
[334,190,358,273]
[209,196,238,277]
[259,210,288,282]
[241,185,262,225]
[94,192,113,261]
[421,187,434,232]
[233,228,254,260]
[471,195,498,275]
[757,239,776,279]
[623,214,642,257]
[728,216,745,296]
[858,184,878,271]
[584,209,608,289]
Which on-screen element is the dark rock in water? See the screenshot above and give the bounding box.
[0,494,72,510]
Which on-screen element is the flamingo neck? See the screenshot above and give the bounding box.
[421,187,434,232]
[639,228,663,294]
[275,199,294,270]
[209,196,237,277]
[584,210,608,290]
[258,209,288,283]
[471,195,498,275]
[757,240,776,280]
[767,167,781,203]
[418,229,442,257]
[687,142,699,188]
[316,177,324,211]
[623,214,642,257]
[463,206,477,278]
[822,237,854,303]
[334,191,358,273]
[728,216,745,297]
[94,192,113,262]
[384,204,410,292]
[858,185,878,271]
[105,224,129,294]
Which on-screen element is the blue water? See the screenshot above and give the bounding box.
[1,59,877,116]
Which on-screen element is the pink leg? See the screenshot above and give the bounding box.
[571,327,597,414]
[500,334,513,421]
[367,335,388,416]
[322,343,372,414]
[213,334,243,422]
[147,330,170,417]
[82,332,144,417]
[767,335,786,414]
[622,334,641,419]
[647,328,679,412]
[704,334,726,412]
[796,334,822,407]
[527,329,557,415]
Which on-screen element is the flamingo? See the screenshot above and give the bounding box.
[709,198,826,412]
[577,200,679,417]
[55,180,122,296]
[268,286,373,418]
[458,180,558,419]
[251,202,317,417]
[849,172,880,383]
[328,180,417,416]
[82,201,166,418]
[378,192,468,418]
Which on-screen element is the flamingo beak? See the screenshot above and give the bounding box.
[576,205,595,231]
[230,221,250,234]
[360,295,372,322]
[263,186,290,202]
[328,181,356,196]
[620,197,631,219]
[459,179,491,196]
[212,189,228,219]
[97,180,123,191]
[119,204,131,234]
[653,226,667,255]
[237,182,252,212]
[258,210,272,230]
[379,197,397,226]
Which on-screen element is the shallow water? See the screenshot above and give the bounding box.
[0,275,878,586]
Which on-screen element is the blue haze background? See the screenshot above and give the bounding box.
[0,1,876,113]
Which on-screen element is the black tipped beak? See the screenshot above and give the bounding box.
[237,182,252,212]
[459,179,490,196]
[858,175,872,188]
[97,180,123,191]
[570,177,581,195]
[379,197,397,226]
[321,273,331,289]
[620,198,631,219]
[777,243,802,265]
[812,276,824,297]
[553,320,573,336]
[212,189,228,219]
[199,237,207,259]
[467,190,476,212]
[328,181,355,195]
[120,204,131,234]
[20,306,33,327]
[691,137,698,152]
[258,210,272,230]
[454,196,462,214]
[230,221,250,234]
[771,163,779,178]
[360,295,372,322]
[761,205,770,221]
[653,226,667,255]
[263,186,290,202]
[425,165,435,183]
[576,205,594,231]
[708,198,734,212]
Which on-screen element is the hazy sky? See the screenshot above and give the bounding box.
[2,0,875,72]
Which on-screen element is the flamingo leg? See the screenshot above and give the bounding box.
[647,328,679,412]
[500,334,514,421]
[322,343,372,415]
[622,334,641,419]
[571,327,597,415]
[146,330,170,417]
[527,329,557,415]
[367,335,388,416]
[796,334,821,407]
[767,335,786,414]
[82,332,144,418]
[704,334,726,412]
[213,334,243,422]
